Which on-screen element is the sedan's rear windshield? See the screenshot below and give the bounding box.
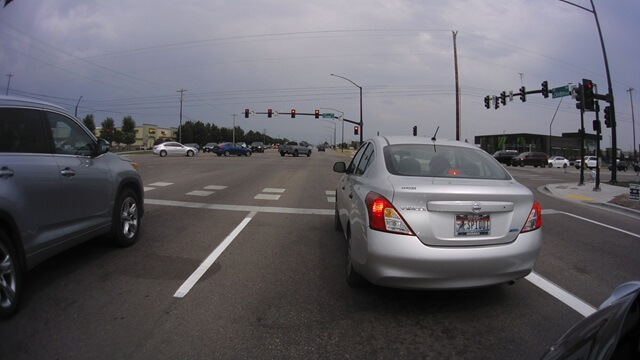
[383,144,511,180]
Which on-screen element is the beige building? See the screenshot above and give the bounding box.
[95,124,178,149]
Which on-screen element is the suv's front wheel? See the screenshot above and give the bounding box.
[0,229,22,319]
[112,188,141,247]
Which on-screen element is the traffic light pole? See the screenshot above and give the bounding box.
[594,103,601,191]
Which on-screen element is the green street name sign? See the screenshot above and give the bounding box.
[551,85,570,98]
[322,113,334,119]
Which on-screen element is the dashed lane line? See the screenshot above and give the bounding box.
[145,198,333,215]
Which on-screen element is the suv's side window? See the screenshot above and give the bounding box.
[0,108,50,154]
[47,112,94,156]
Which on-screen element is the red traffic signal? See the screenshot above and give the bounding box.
[244,109,249,118]
[267,109,272,118]
[315,109,320,119]
[353,125,359,135]
[291,109,296,118]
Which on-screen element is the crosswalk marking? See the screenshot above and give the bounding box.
[255,194,281,200]
[204,185,228,190]
[187,190,215,197]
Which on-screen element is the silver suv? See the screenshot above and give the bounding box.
[0,96,144,318]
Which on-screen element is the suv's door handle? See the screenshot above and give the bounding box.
[0,167,14,178]
[60,168,76,177]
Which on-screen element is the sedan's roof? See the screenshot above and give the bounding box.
[378,136,479,149]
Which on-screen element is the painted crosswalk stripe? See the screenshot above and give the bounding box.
[144,187,155,192]
[187,190,214,196]
[149,182,173,187]
[263,188,286,193]
[255,194,281,200]
[205,185,228,190]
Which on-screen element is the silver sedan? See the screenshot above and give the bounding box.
[333,136,542,289]
[152,142,197,157]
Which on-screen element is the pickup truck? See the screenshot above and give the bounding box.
[280,141,312,157]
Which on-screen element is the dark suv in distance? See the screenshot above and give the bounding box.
[511,152,549,167]
[493,150,518,166]
[0,95,145,318]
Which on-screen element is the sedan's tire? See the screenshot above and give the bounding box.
[160,150,167,157]
[224,151,230,157]
[280,152,285,157]
[334,203,342,231]
[187,150,194,157]
[246,151,252,157]
[549,163,553,168]
[0,229,22,319]
[563,163,567,169]
[112,188,141,247]
[217,153,222,157]
[346,233,366,287]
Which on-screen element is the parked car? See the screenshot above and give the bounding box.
[511,151,549,167]
[575,156,599,169]
[493,150,518,166]
[0,95,144,318]
[608,159,628,171]
[548,156,570,168]
[541,281,640,359]
[202,142,217,153]
[212,142,252,156]
[183,143,200,153]
[152,142,197,157]
[250,142,265,153]
[332,136,542,289]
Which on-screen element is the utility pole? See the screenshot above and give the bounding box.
[231,114,237,143]
[453,31,461,141]
[177,89,186,143]
[5,73,13,95]
[518,73,524,87]
[628,87,637,164]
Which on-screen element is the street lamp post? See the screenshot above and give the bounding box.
[321,107,344,152]
[330,74,363,145]
[75,96,83,118]
[321,120,336,148]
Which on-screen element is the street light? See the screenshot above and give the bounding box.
[320,120,336,149]
[330,73,363,145]
[321,107,345,152]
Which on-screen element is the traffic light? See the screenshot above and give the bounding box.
[519,86,526,102]
[267,109,272,118]
[315,109,320,119]
[244,109,249,118]
[604,106,611,127]
[574,84,583,110]
[354,125,359,135]
[291,109,296,118]
[592,119,601,132]
[412,125,417,136]
[582,79,595,111]
[484,96,491,109]
[494,96,500,109]
[500,91,507,105]
[541,81,549,98]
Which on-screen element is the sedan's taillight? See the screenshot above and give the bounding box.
[365,192,414,235]
[521,201,542,233]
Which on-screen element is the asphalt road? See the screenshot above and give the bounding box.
[1,151,639,359]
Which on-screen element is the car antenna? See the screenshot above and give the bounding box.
[431,126,439,141]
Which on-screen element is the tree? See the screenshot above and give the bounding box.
[83,114,96,134]
[100,117,116,144]
[121,116,137,147]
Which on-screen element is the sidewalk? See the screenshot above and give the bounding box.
[543,182,640,215]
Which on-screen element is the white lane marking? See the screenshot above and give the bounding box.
[145,198,333,215]
[187,190,214,197]
[545,209,640,239]
[174,212,257,298]
[149,182,173,187]
[204,185,228,190]
[526,272,596,317]
[325,190,336,195]
[327,197,336,203]
[144,187,155,192]
[263,188,286,193]
[254,194,281,200]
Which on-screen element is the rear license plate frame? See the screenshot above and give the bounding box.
[455,214,491,236]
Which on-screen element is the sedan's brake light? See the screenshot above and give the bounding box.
[365,192,414,235]
[521,201,542,233]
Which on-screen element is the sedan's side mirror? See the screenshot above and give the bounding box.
[333,161,346,173]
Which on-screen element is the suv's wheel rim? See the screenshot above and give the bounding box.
[120,197,138,239]
[0,243,17,309]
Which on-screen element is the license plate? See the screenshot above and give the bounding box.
[455,214,490,236]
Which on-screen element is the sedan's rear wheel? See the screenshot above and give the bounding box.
[346,232,366,287]
[112,188,140,247]
[0,230,22,319]
[334,202,342,231]
[549,163,553,168]
[160,150,167,157]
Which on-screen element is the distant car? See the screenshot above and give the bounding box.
[250,142,265,153]
[202,142,217,153]
[317,144,326,152]
[575,156,598,169]
[548,156,570,168]
[608,160,628,171]
[541,281,640,360]
[183,143,200,153]
[511,152,549,167]
[212,142,252,156]
[333,136,542,289]
[152,142,197,157]
[0,95,144,318]
[493,150,518,166]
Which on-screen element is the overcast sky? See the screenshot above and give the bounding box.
[1,0,638,150]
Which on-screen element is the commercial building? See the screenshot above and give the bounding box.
[475,132,602,160]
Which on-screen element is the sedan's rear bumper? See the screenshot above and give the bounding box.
[355,229,542,289]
